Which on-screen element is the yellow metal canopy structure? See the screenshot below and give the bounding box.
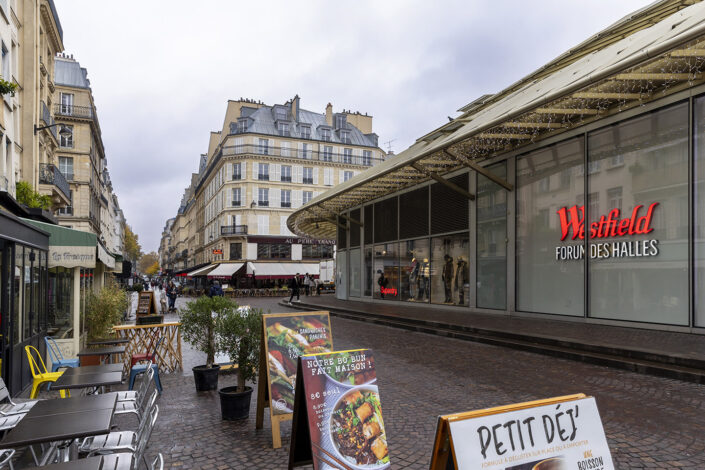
[288,0,705,239]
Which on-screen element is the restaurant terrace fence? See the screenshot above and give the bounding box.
[113,322,183,373]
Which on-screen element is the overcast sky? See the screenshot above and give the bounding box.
[55,0,652,253]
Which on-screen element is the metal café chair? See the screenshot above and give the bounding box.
[0,378,38,416]
[24,346,69,399]
[80,392,158,456]
[115,361,154,402]
[147,454,164,470]
[44,337,79,372]
[0,449,14,470]
[114,375,157,422]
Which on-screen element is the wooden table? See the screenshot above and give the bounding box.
[0,394,117,465]
[77,346,126,365]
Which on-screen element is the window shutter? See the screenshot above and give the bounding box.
[338,170,344,185]
[272,164,281,182]
[294,165,303,183]
[254,186,258,203]
[241,162,247,179]
[312,168,319,185]
[235,214,241,226]
[271,188,280,208]
[226,163,232,180]
[281,216,291,236]
[324,168,332,186]
[293,190,302,208]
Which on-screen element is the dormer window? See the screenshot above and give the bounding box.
[300,125,311,139]
[279,122,290,136]
[274,106,288,121]
[340,129,351,144]
[335,114,346,129]
[237,119,248,133]
[321,128,331,141]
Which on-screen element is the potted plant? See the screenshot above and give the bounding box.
[180,296,233,391]
[83,281,129,365]
[216,306,262,420]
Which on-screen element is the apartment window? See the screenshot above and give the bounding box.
[238,119,248,133]
[258,188,269,206]
[343,148,353,164]
[232,188,241,206]
[281,165,292,182]
[363,150,372,166]
[321,128,331,141]
[59,156,74,180]
[258,163,269,181]
[278,122,290,136]
[60,93,74,114]
[58,190,73,215]
[281,142,290,157]
[335,114,346,129]
[303,191,313,204]
[232,163,241,180]
[60,125,73,148]
[340,130,351,144]
[302,244,334,259]
[300,143,310,159]
[258,138,269,155]
[1,43,8,87]
[229,243,242,260]
[324,168,333,186]
[300,125,311,139]
[257,215,269,234]
[281,189,291,208]
[323,145,333,162]
[343,171,354,182]
[257,243,291,260]
[303,167,313,184]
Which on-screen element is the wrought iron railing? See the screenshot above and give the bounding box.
[221,144,382,167]
[221,225,248,235]
[40,101,57,140]
[54,103,94,119]
[38,164,70,200]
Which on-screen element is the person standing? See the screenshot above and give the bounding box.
[377,270,388,299]
[167,281,177,312]
[304,273,311,296]
[288,273,301,304]
[209,280,224,297]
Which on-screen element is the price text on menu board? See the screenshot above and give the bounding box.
[263,313,333,415]
[289,349,390,470]
[448,396,614,470]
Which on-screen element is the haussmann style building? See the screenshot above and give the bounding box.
[288,0,705,334]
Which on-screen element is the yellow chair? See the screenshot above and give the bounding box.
[25,345,69,399]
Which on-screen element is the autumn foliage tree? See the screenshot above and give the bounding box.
[138,252,159,274]
[124,224,142,262]
[145,261,160,276]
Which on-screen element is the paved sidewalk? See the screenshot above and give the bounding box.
[287,294,705,362]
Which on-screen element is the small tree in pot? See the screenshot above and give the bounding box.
[216,305,263,420]
[181,296,235,392]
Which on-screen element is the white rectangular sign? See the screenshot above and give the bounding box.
[449,397,614,470]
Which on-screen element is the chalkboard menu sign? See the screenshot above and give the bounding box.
[137,291,156,315]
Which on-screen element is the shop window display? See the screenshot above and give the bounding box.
[13,246,21,345]
[373,243,399,300]
[48,267,74,338]
[401,238,429,302]
[349,248,361,297]
[696,95,705,327]
[364,246,373,297]
[517,137,585,316]
[431,235,469,306]
[589,102,688,325]
[477,162,508,310]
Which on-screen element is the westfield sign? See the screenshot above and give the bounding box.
[557,202,659,241]
[554,202,660,261]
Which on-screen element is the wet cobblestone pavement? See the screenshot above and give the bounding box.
[140,296,705,469]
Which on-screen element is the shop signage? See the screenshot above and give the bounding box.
[429,394,614,470]
[380,287,398,296]
[555,203,660,261]
[136,291,157,315]
[212,249,223,255]
[248,236,335,246]
[48,245,96,268]
[97,244,115,269]
[289,349,390,470]
[256,312,334,449]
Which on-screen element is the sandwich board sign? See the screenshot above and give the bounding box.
[429,394,614,470]
[136,291,157,315]
[288,349,390,470]
[255,312,334,448]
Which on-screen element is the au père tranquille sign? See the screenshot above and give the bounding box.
[448,396,614,470]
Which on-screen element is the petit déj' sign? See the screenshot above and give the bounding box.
[555,202,659,261]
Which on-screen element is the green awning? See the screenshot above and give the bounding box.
[22,219,97,268]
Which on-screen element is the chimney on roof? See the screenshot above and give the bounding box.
[326,103,333,126]
[292,95,300,122]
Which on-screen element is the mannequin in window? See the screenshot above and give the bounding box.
[455,257,468,305]
[442,254,454,303]
[409,257,419,300]
[419,258,430,300]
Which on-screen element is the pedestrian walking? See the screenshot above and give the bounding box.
[304,273,311,296]
[209,280,224,297]
[167,281,177,312]
[288,273,301,304]
[315,277,322,296]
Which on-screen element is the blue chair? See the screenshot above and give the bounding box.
[128,363,162,394]
[44,337,79,372]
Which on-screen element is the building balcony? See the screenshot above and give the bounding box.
[231,200,241,207]
[54,103,94,120]
[221,225,248,236]
[258,201,269,207]
[40,101,58,141]
[221,144,383,167]
[38,163,71,206]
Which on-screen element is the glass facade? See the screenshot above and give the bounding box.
[48,267,74,338]
[335,94,705,330]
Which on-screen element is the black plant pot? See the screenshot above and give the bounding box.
[192,365,220,392]
[219,386,253,420]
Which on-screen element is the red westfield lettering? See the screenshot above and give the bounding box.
[556,202,659,241]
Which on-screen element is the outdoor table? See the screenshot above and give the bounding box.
[77,346,126,365]
[39,453,134,470]
[0,393,117,465]
[87,338,129,347]
[63,364,124,375]
[52,369,123,395]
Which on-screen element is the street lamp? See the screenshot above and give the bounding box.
[34,123,73,137]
